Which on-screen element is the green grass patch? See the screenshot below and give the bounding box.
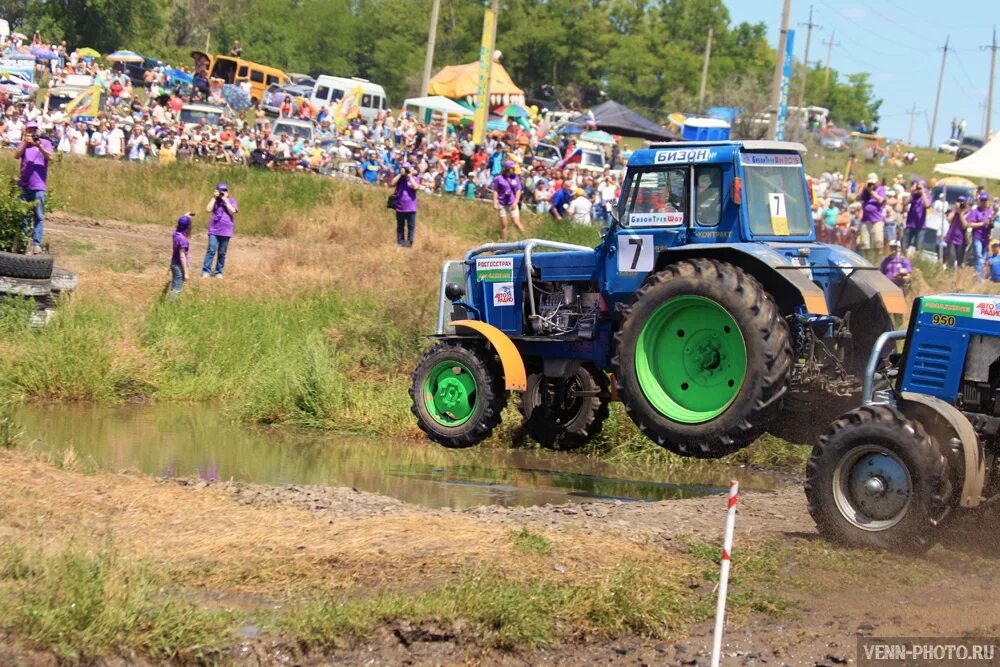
[511,528,552,555]
[685,539,790,616]
[58,239,96,256]
[103,255,146,273]
[0,542,232,663]
[0,395,22,448]
[0,295,36,334]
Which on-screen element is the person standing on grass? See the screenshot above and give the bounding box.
[967,191,994,282]
[14,120,53,255]
[902,180,930,253]
[391,162,419,248]
[170,213,193,298]
[492,160,524,241]
[202,183,237,278]
[943,196,969,270]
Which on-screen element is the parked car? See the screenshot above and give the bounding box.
[819,134,845,151]
[937,137,960,154]
[179,103,226,132]
[310,76,388,123]
[532,142,562,168]
[955,135,985,160]
[121,56,167,87]
[271,117,314,143]
[262,83,315,117]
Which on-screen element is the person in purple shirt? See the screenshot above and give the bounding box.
[879,239,911,292]
[967,191,994,282]
[491,160,525,241]
[391,162,418,247]
[202,182,238,278]
[170,213,193,298]
[902,180,930,252]
[943,196,969,269]
[14,120,53,254]
[854,172,886,252]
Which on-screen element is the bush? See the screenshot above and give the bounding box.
[0,181,32,253]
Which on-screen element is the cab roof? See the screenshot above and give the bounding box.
[627,140,806,168]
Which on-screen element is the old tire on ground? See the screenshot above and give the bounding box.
[613,259,792,458]
[0,250,54,280]
[805,404,950,552]
[410,341,507,449]
[50,267,78,293]
[520,363,610,451]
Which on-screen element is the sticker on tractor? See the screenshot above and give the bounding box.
[921,299,975,317]
[740,153,802,166]
[768,192,790,235]
[973,300,1000,320]
[617,234,654,273]
[628,211,684,227]
[654,148,716,164]
[476,257,514,283]
[492,282,515,307]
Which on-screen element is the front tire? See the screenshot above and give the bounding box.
[613,259,792,458]
[410,342,506,449]
[520,363,610,451]
[805,405,951,552]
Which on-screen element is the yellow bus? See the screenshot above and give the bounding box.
[191,51,287,103]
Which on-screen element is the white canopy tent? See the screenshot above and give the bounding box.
[934,133,1000,180]
[402,96,473,117]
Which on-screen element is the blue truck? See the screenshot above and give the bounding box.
[411,140,906,457]
[806,294,1000,550]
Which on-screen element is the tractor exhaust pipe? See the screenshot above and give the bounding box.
[861,329,907,406]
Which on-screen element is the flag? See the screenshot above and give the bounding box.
[332,85,364,128]
[62,85,102,122]
[557,147,582,170]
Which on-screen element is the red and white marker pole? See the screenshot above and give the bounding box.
[710,480,739,667]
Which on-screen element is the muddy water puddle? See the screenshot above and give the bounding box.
[17,403,784,509]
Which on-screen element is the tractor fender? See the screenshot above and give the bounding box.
[832,266,907,316]
[899,391,985,508]
[654,245,829,315]
[450,320,527,391]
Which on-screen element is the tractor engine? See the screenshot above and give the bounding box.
[958,335,1000,418]
[529,282,602,338]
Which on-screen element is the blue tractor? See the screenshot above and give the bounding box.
[806,294,999,550]
[410,141,906,457]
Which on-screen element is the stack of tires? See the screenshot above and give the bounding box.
[0,250,77,327]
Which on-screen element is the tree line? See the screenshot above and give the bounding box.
[2,0,881,129]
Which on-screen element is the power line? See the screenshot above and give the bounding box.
[814,0,923,54]
[951,51,979,90]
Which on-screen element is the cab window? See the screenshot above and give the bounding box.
[237,65,248,78]
[250,69,264,84]
[362,94,372,107]
[266,74,280,85]
[694,166,722,226]
[627,169,687,223]
[316,86,331,101]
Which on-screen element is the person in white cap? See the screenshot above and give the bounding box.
[854,172,886,253]
[879,239,911,292]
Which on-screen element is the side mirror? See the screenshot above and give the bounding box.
[730,177,742,205]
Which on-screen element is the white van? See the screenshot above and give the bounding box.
[309,76,388,123]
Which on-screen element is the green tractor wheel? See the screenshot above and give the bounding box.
[410,342,506,448]
[613,259,792,458]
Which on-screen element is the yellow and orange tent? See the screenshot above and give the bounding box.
[427,62,524,106]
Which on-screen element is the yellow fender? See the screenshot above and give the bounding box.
[451,320,527,391]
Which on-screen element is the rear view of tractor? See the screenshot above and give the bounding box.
[806,295,1000,551]
[411,141,905,458]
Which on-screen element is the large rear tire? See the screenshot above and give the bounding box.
[805,404,951,552]
[613,259,792,458]
[410,342,506,449]
[520,363,610,451]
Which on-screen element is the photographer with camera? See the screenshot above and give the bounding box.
[13,120,54,255]
[390,162,419,248]
[902,179,930,253]
[943,195,970,270]
[854,172,886,253]
[201,183,238,279]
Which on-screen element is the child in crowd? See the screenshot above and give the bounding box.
[170,213,193,298]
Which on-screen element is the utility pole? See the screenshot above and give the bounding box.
[983,27,998,139]
[698,27,713,109]
[768,0,792,140]
[929,36,951,149]
[905,104,920,145]
[419,0,441,97]
[822,31,839,84]
[796,5,821,108]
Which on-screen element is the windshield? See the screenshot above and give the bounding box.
[47,94,74,110]
[581,150,604,168]
[274,123,312,141]
[534,145,560,162]
[742,154,811,236]
[180,108,223,126]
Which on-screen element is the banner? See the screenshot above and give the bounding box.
[332,84,364,128]
[62,85,102,122]
[774,29,795,141]
[472,8,496,145]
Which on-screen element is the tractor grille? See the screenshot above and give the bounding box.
[908,342,951,391]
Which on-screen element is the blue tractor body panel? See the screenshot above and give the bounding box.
[900,295,1000,403]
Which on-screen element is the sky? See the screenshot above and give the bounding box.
[726,0,997,146]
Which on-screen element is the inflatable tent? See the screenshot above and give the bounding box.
[427,62,524,107]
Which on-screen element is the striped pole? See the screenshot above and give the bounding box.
[710,480,739,667]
